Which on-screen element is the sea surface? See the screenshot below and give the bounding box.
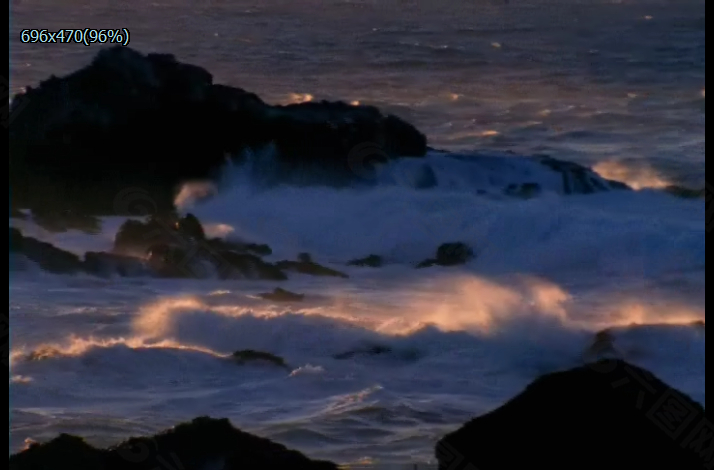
[9,0,706,467]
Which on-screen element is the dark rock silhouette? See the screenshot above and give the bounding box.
[215,251,287,281]
[83,251,149,278]
[9,416,338,470]
[257,287,305,302]
[333,344,393,360]
[9,46,427,214]
[276,253,349,278]
[113,214,183,256]
[333,344,421,361]
[436,359,708,470]
[231,350,290,369]
[538,155,631,194]
[417,242,475,268]
[9,228,85,274]
[347,254,384,268]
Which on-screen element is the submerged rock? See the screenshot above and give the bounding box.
[10,46,426,214]
[231,350,290,369]
[537,155,631,194]
[436,359,707,470]
[9,416,338,470]
[333,344,393,360]
[347,254,384,268]
[417,242,475,268]
[276,253,349,278]
[257,287,305,302]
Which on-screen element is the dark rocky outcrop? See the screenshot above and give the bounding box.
[333,344,393,360]
[436,359,708,470]
[9,227,85,274]
[10,46,427,214]
[347,254,384,268]
[276,253,349,278]
[417,242,475,269]
[230,350,290,369]
[9,416,338,470]
[214,251,287,281]
[257,287,305,302]
[538,155,632,194]
[113,213,286,280]
[333,343,421,361]
[83,251,149,278]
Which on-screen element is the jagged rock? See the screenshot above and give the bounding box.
[83,251,149,278]
[347,255,384,268]
[113,214,182,255]
[274,253,348,278]
[215,251,287,281]
[417,242,475,268]
[9,228,85,274]
[208,238,273,257]
[538,156,631,194]
[176,212,206,240]
[257,287,305,302]
[145,244,213,279]
[436,359,707,470]
[230,350,290,369]
[9,416,338,470]
[10,46,426,214]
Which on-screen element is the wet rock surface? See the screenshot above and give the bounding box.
[9,416,338,470]
[436,359,708,470]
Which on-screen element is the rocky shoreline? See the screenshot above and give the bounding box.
[9,210,477,279]
[9,359,708,469]
[8,46,646,217]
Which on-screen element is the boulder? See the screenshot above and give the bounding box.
[417,242,475,268]
[230,350,290,369]
[9,416,338,470]
[10,46,427,214]
[257,287,305,302]
[215,251,287,281]
[83,251,149,278]
[9,228,85,274]
[436,359,708,470]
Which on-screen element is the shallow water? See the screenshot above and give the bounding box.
[8,0,706,467]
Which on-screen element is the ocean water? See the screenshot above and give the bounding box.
[8,0,706,467]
